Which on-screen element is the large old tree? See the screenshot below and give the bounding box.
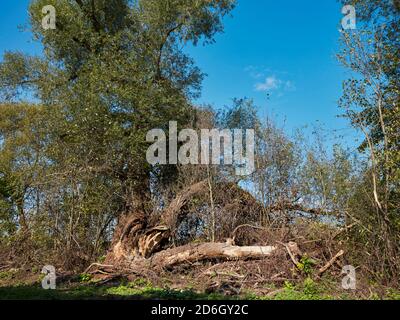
[1,0,279,268]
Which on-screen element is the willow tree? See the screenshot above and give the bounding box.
[0,0,236,264]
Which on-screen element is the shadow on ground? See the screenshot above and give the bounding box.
[0,284,228,300]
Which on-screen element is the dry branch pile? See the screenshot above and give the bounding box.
[83,180,347,292]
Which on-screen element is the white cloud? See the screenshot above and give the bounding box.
[245,66,296,95]
[255,76,281,92]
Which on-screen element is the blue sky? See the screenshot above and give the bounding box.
[0,0,360,147]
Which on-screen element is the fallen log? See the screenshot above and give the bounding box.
[148,242,278,269]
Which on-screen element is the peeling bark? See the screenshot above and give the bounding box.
[149,242,278,269]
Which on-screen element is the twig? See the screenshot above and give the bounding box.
[301,239,322,244]
[271,272,285,280]
[0,263,12,271]
[91,269,112,275]
[204,271,245,279]
[84,263,114,274]
[232,224,268,237]
[223,279,294,284]
[94,274,123,286]
[276,241,300,269]
[265,288,286,298]
[318,250,345,276]
[332,223,357,240]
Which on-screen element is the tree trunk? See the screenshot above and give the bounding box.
[105,179,208,263]
[105,184,150,263]
[149,242,277,269]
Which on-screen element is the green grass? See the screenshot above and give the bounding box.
[0,278,331,300]
[0,281,229,300]
[0,270,18,281]
[1,275,399,300]
[246,279,336,300]
[105,285,228,300]
[385,289,400,300]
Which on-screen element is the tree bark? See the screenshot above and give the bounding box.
[105,181,150,263]
[149,242,278,269]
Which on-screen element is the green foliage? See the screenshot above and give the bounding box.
[78,274,92,283]
[296,255,316,276]
[129,278,152,288]
[272,279,329,300]
[0,0,397,292]
[0,0,236,265]
[338,0,400,280]
[386,289,400,300]
[248,280,332,301]
[0,270,17,281]
[302,278,319,296]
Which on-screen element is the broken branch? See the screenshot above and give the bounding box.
[318,250,345,276]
